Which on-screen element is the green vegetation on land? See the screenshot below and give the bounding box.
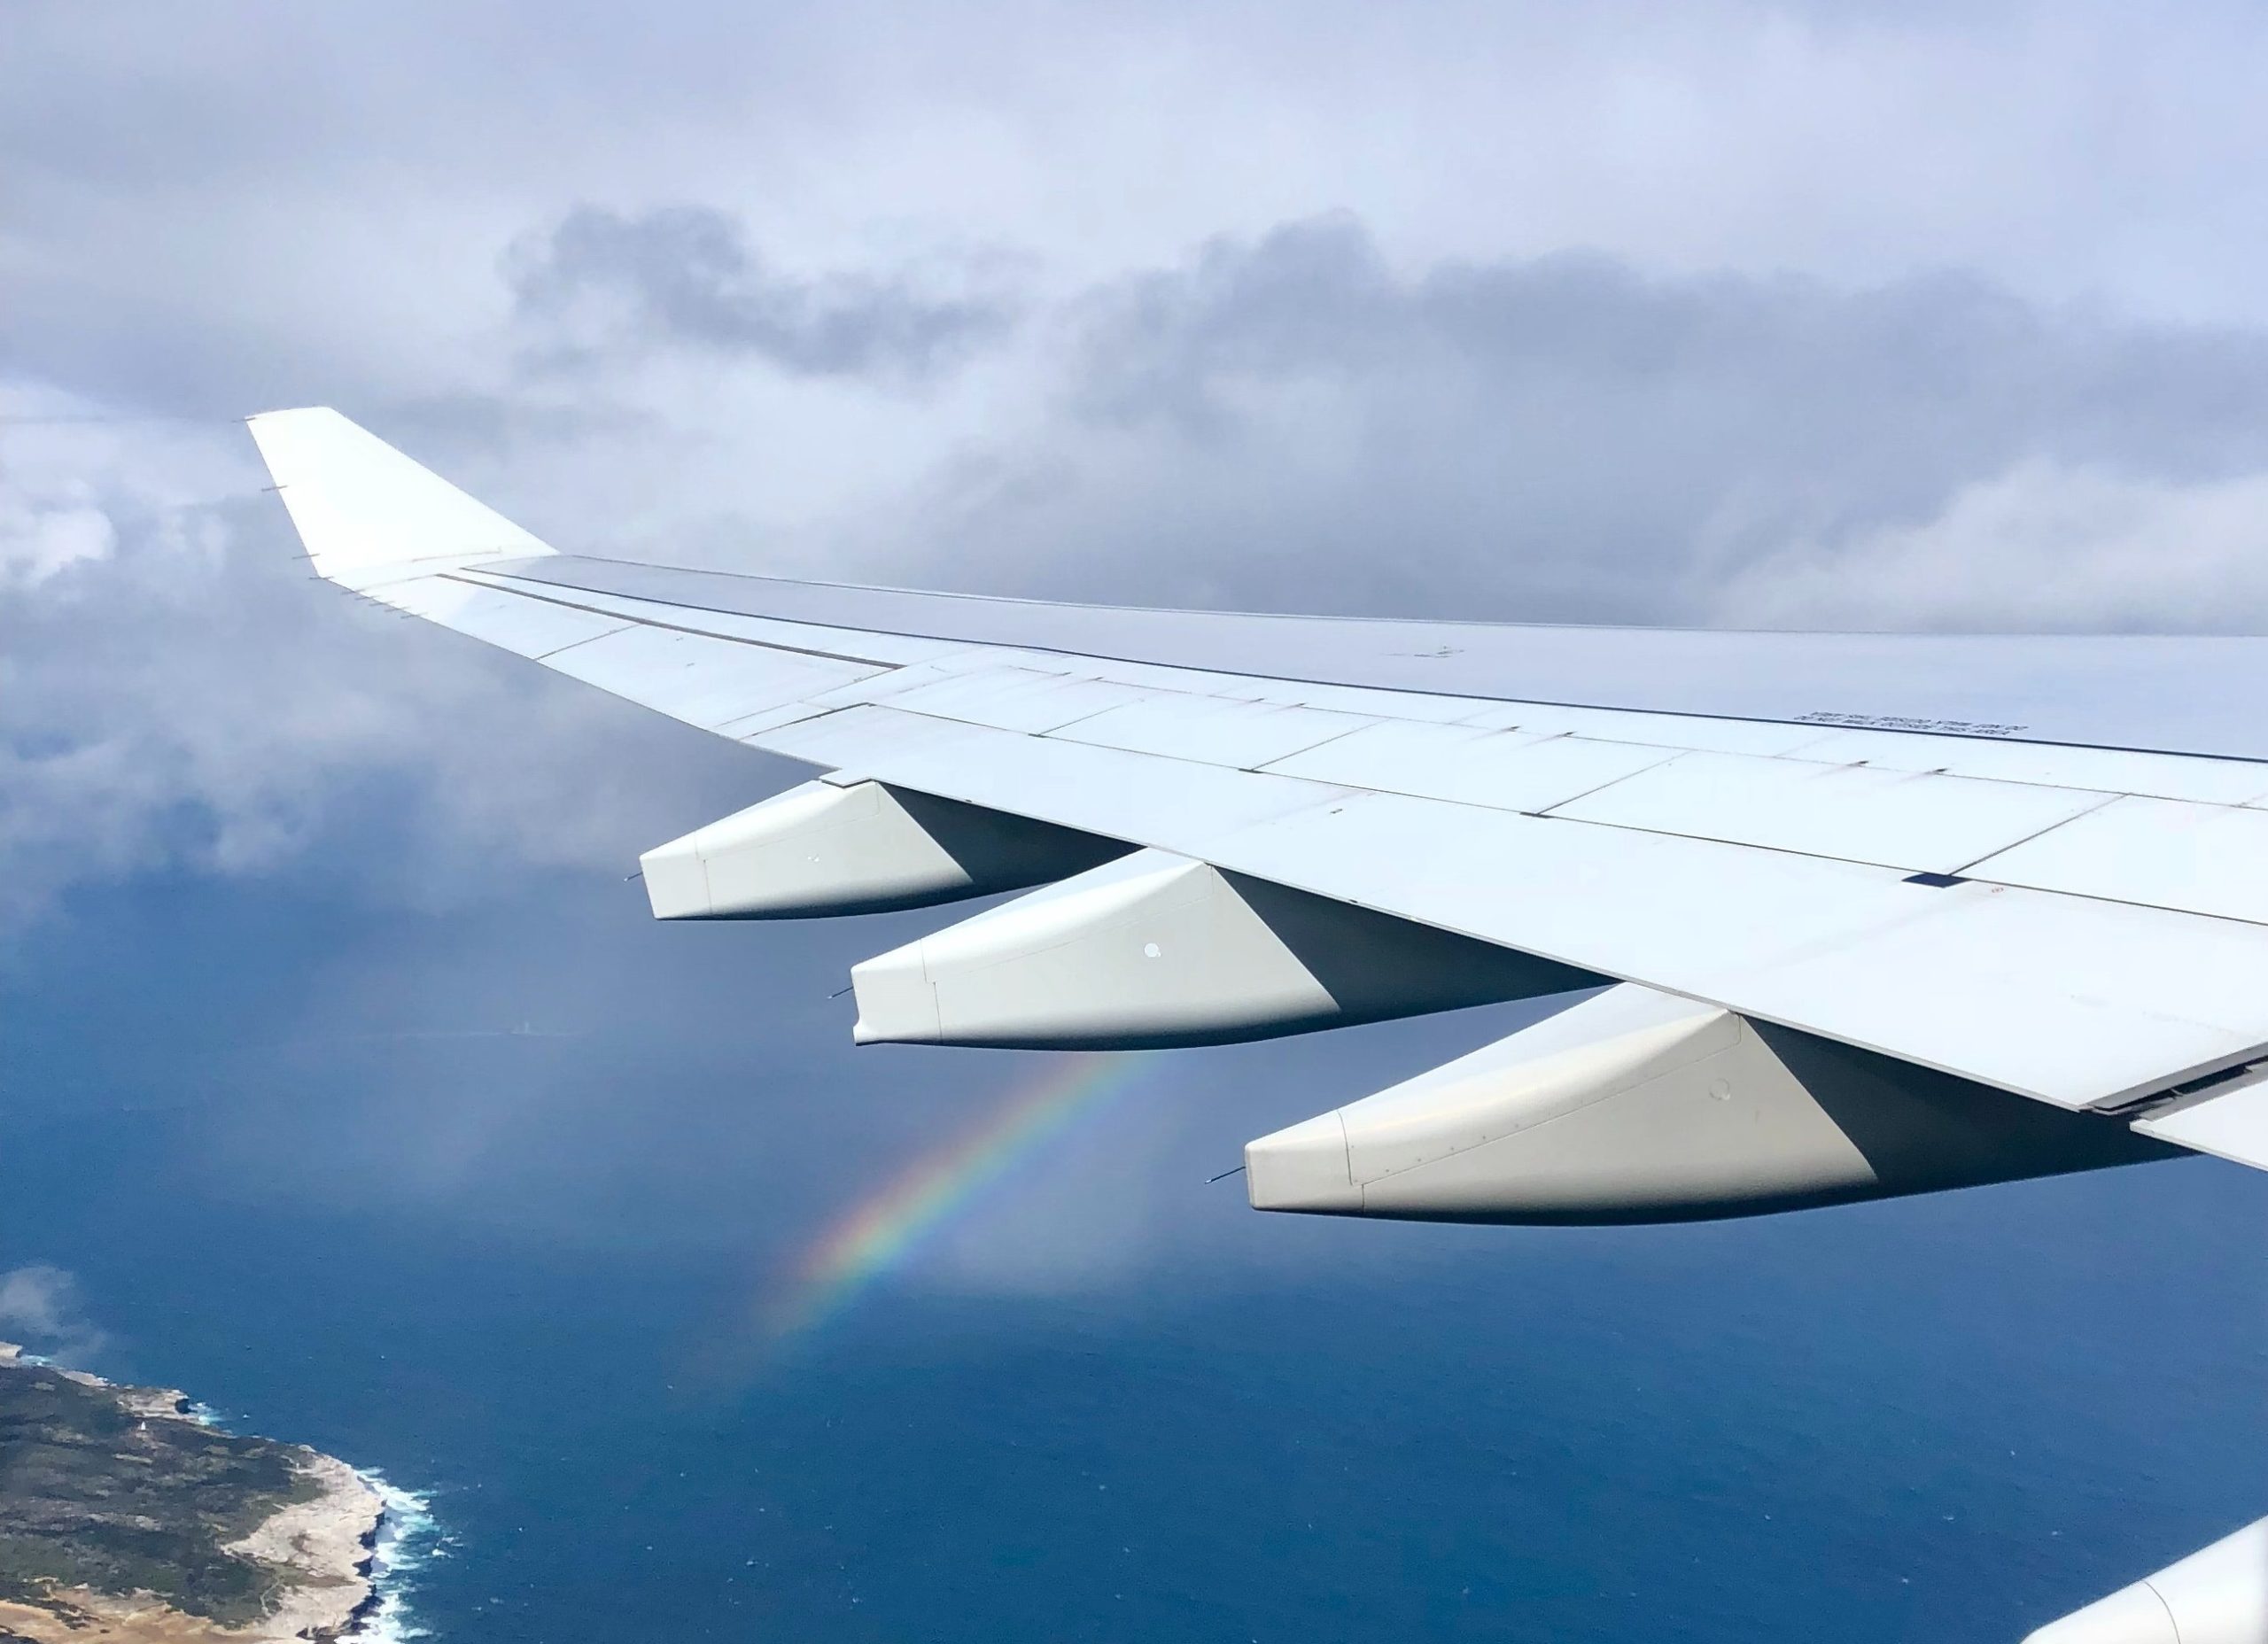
[0,1354,316,1625]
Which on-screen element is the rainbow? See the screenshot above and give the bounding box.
[761,1053,1149,1345]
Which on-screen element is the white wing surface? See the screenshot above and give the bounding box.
[249,407,2268,1219]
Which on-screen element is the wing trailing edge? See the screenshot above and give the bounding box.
[245,409,2268,1197]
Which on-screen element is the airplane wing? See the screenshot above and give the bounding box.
[247,407,2268,1225]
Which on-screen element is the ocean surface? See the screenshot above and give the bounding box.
[7,865,2266,1643]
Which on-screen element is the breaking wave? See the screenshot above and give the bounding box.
[354,1470,448,1642]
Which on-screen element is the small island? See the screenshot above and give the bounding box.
[0,1343,385,1642]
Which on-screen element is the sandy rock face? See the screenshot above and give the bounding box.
[0,1586,311,1643]
[225,1454,385,1640]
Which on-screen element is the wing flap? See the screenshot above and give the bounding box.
[2134,1071,2268,1169]
[1264,721,1678,811]
[1966,795,2268,926]
[860,664,1153,734]
[759,702,1361,844]
[374,578,630,658]
[535,624,887,733]
[1791,726,2268,805]
[1053,695,1377,769]
[1550,753,2116,877]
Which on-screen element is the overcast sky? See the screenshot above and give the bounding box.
[8,0,2268,935]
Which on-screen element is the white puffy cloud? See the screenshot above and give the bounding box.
[0,384,761,929]
[0,1264,109,1362]
[0,492,113,589]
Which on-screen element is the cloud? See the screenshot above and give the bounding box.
[1714,461,2268,631]
[507,206,1021,381]
[14,0,2268,341]
[0,1264,109,1361]
[0,381,765,932]
[13,209,2268,932]
[0,482,114,588]
[865,216,2268,626]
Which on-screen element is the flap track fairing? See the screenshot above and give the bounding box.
[641,778,1127,919]
[849,848,1596,1049]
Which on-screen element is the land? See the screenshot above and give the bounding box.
[0,1345,383,1642]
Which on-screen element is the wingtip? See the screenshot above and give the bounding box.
[244,407,553,578]
[244,405,342,432]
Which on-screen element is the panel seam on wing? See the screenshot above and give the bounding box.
[434,571,904,669]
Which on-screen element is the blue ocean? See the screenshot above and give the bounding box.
[8,859,2265,1643]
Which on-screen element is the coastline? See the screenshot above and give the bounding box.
[0,1343,415,1643]
[222,1450,386,1640]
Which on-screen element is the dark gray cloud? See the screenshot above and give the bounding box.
[19,204,2268,932]
[507,206,1021,381]
[862,216,2268,628]
[1075,216,2268,477]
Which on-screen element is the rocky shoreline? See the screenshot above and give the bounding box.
[0,1344,390,1642]
[220,1452,385,1641]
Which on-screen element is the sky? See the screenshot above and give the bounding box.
[9,7,2268,1632]
[8,0,2268,1450]
[12,1,2268,931]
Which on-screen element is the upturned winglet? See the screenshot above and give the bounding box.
[245,407,554,583]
